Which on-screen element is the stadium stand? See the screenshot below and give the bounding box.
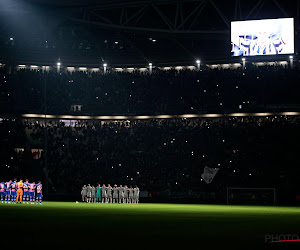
[0,65,300,116]
[1,114,300,204]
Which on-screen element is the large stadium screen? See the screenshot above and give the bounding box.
[231,18,294,57]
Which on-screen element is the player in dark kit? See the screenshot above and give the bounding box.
[118,185,124,204]
[91,186,96,203]
[102,184,107,203]
[123,185,129,204]
[81,185,87,203]
[113,185,119,203]
[133,185,140,204]
[86,184,92,203]
[128,186,134,204]
[107,184,113,203]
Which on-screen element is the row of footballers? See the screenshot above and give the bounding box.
[0,179,43,205]
[82,184,140,204]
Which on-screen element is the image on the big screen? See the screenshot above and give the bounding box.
[231,18,294,56]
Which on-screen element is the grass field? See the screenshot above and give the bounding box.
[1,202,300,249]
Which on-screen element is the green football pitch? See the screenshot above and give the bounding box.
[1,202,300,249]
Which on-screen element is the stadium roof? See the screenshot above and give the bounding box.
[0,0,298,65]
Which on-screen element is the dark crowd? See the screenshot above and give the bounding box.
[1,64,300,203]
[0,64,300,115]
[1,115,300,203]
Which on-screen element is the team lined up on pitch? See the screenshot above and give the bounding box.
[81,184,140,204]
[0,179,43,205]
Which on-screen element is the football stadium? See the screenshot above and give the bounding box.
[1,0,300,248]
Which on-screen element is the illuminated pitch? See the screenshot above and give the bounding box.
[1,202,300,247]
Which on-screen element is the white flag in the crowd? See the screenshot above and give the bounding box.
[201,167,219,184]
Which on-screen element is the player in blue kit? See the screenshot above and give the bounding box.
[28,182,36,204]
[0,181,5,203]
[5,180,12,203]
[36,181,42,205]
[10,178,17,204]
[23,179,30,204]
